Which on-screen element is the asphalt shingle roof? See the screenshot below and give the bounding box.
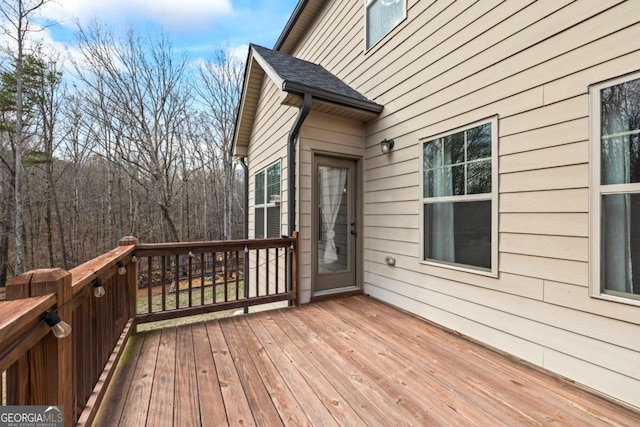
[251,44,381,112]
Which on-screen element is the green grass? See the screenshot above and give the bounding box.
[136,281,245,332]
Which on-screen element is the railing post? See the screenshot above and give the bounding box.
[119,236,139,332]
[292,231,299,306]
[6,268,73,427]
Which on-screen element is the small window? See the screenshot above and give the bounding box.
[421,118,498,274]
[254,161,281,238]
[590,73,640,303]
[365,0,406,50]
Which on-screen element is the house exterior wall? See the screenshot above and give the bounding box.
[277,0,640,408]
[246,76,294,301]
[297,112,365,303]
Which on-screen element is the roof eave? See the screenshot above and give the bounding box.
[274,0,309,51]
[232,48,264,157]
[282,81,384,114]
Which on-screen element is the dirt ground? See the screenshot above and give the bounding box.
[136,274,240,299]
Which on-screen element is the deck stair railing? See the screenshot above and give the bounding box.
[0,234,298,426]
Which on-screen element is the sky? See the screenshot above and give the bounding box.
[9,0,300,63]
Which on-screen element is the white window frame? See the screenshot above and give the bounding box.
[254,160,281,239]
[419,116,499,277]
[589,72,640,306]
[364,0,407,51]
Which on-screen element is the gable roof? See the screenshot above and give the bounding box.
[233,44,383,156]
[252,45,382,114]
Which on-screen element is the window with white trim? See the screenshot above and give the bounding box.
[255,161,281,238]
[365,0,406,50]
[421,118,498,274]
[591,73,640,302]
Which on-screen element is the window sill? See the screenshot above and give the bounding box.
[420,259,498,279]
[590,292,640,307]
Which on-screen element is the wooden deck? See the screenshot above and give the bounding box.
[95,296,640,426]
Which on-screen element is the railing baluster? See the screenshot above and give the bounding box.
[200,253,205,306]
[235,250,240,301]
[161,256,166,311]
[174,255,180,309]
[188,253,193,308]
[212,252,217,303]
[275,248,280,294]
[147,256,153,314]
[244,247,250,305]
[255,249,260,298]
[266,248,270,296]
[223,251,229,302]
[285,245,289,295]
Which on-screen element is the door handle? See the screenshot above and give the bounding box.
[350,222,357,236]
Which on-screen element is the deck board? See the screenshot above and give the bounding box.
[206,321,255,426]
[174,325,200,426]
[325,299,542,425]
[220,318,284,427]
[269,305,421,426]
[252,310,365,425]
[191,322,227,427]
[117,332,160,427]
[333,298,624,426]
[94,296,640,426]
[231,316,311,426]
[242,315,338,426]
[96,332,149,427]
[146,327,176,426]
[299,302,487,426]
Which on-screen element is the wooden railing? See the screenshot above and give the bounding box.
[134,234,298,324]
[0,234,298,426]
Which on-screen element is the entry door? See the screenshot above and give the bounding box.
[313,156,358,294]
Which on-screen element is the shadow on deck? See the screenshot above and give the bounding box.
[95,296,640,426]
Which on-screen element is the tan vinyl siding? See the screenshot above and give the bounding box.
[296,111,364,303]
[246,77,292,306]
[273,0,640,408]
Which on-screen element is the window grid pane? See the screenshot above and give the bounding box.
[422,121,494,272]
[267,206,281,238]
[366,0,404,48]
[255,162,280,239]
[597,76,640,300]
[424,200,492,270]
[255,207,265,239]
[600,78,640,185]
[423,124,492,198]
[255,171,265,205]
[601,194,640,297]
[266,164,280,202]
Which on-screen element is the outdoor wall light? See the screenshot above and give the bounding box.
[93,277,106,298]
[380,138,395,154]
[117,261,127,276]
[43,311,72,339]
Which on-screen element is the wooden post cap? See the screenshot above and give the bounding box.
[118,236,139,246]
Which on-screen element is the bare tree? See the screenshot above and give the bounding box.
[0,0,51,274]
[73,22,193,242]
[194,47,244,239]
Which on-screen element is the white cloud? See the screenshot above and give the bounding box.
[229,44,249,63]
[40,0,233,30]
